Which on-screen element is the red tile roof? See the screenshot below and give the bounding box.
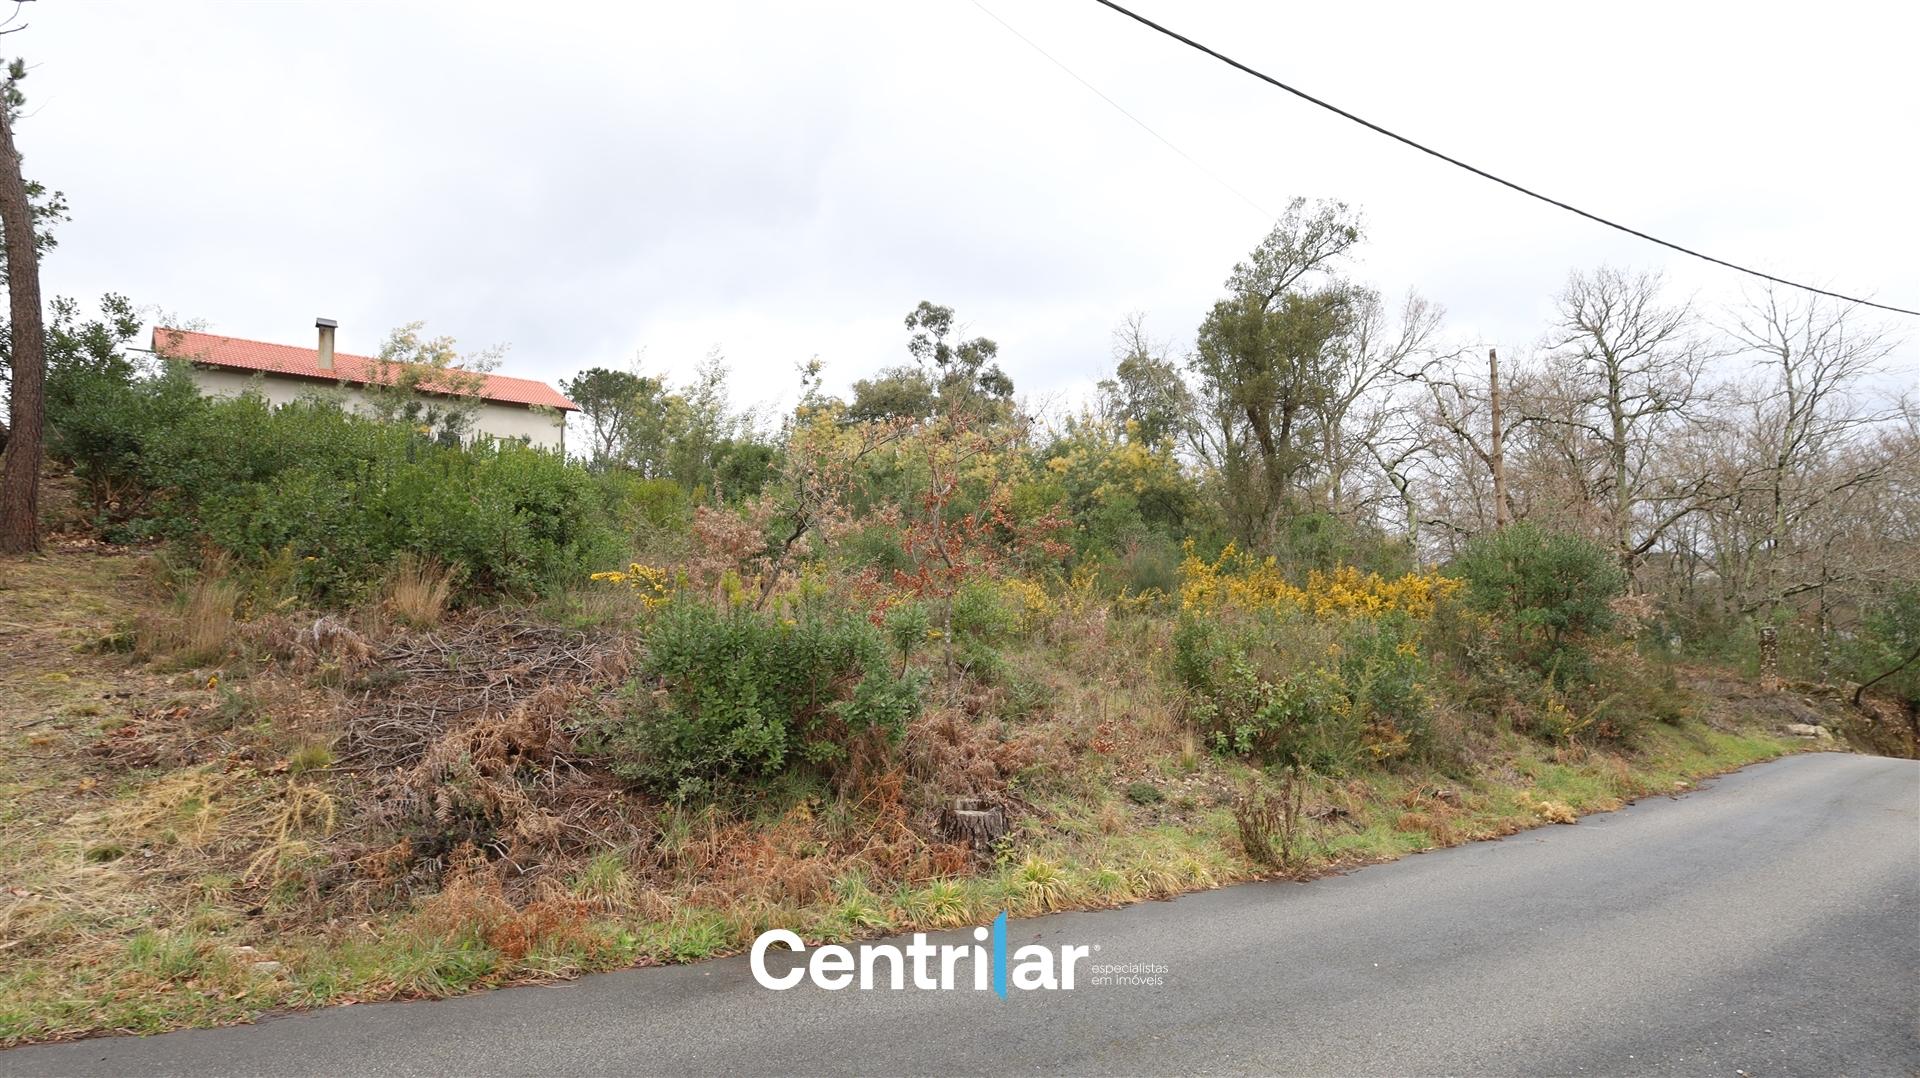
[153,328,579,412]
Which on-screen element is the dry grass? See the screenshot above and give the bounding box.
[1232,769,1310,869]
[136,569,239,668]
[383,555,458,629]
[411,846,609,963]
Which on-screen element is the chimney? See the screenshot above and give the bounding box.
[315,317,338,370]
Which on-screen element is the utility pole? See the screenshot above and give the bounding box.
[1488,347,1508,529]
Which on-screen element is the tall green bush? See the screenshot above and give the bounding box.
[1449,524,1624,685]
[57,379,619,604]
[594,472,692,536]
[47,364,208,532]
[583,601,925,799]
[193,432,618,603]
[1173,610,1429,772]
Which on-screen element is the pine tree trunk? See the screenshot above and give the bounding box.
[0,94,45,554]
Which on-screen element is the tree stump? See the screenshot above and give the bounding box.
[940,797,1007,853]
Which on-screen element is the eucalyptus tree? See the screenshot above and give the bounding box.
[1098,313,1190,448]
[1190,197,1363,544]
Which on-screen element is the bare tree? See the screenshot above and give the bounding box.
[1487,346,1509,528]
[1530,267,1713,582]
[1712,287,1904,620]
[1406,343,1519,540]
[1362,401,1439,548]
[1315,288,1441,518]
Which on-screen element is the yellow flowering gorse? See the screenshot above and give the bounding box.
[1000,578,1055,634]
[1178,541,1460,619]
[588,562,674,610]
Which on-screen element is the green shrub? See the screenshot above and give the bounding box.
[1170,613,1234,702]
[1174,612,1374,773]
[596,472,692,536]
[582,601,925,799]
[71,385,620,605]
[949,579,1016,642]
[193,436,618,604]
[1173,605,1438,771]
[947,578,1018,680]
[48,364,210,534]
[838,524,913,575]
[1450,524,1624,686]
[1113,537,1182,597]
[997,665,1048,721]
[883,600,932,665]
[1212,663,1350,770]
[141,394,396,526]
[711,438,777,500]
[1335,614,1434,759]
[1270,512,1413,578]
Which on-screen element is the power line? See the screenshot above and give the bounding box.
[967,0,1273,221]
[1087,0,1920,318]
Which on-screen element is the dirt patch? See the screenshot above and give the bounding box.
[1684,666,1916,758]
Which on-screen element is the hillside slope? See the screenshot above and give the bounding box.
[0,547,1873,1045]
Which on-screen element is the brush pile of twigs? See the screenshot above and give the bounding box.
[327,611,645,890]
[340,610,631,772]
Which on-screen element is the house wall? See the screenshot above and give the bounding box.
[188,368,567,452]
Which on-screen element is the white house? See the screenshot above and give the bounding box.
[154,319,578,451]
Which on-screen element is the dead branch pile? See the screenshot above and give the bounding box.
[258,613,374,680]
[340,610,631,771]
[334,612,645,882]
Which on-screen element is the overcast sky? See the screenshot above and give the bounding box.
[19,0,1918,421]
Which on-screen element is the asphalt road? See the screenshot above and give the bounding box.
[5,752,1916,1076]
